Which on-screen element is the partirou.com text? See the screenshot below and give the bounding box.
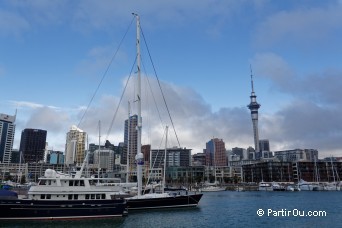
[257,208,327,217]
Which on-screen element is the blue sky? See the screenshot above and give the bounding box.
[1,0,342,158]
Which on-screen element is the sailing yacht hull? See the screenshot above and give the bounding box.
[126,193,203,210]
[0,198,127,220]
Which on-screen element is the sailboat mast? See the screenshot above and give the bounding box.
[134,13,144,197]
[163,126,169,193]
[126,102,131,183]
[98,120,101,184]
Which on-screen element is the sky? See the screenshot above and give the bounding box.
[1,0,342,158]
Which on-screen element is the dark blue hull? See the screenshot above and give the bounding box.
[0,198,127,220]
[126,193,203,210]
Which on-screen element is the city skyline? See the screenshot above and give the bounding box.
[1,1,342,157]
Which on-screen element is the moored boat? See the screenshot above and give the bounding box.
[0,156,127,220]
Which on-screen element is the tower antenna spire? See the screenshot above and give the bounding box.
[250,64,254,93]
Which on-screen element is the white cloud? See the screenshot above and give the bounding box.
[254,3,342,47]
[251,52,295,83]
[9,100,61,110]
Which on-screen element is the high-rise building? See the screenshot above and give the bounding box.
[273,149,318,162]
[94,149,115,172]
[19,128,47,163]
[259,139,270,152]
[65,125,86,166]
[49,151,64,164]
[122,115,138,166]
[259,139,272,159]
[150,147,192,168]
[0,113,16,163]
[142,144,151,165]
[231,147,248,160]
[247,68,261,152]
[205,138,227,167]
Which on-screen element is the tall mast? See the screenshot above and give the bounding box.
[98,120,101,184]
[162,126,168,193]
[133,13,144,197]
[126,101,130,183]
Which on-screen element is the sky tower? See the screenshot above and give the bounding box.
[247,66,261,152]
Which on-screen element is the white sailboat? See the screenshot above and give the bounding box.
[125,13,202,210]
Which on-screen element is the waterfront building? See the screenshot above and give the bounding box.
[243,161,293,183]
[94,149,115,172]
[192,152,206,166]
[166,166,205,185]
[150,147,192,169]
[231,147,247,160]
[205,138,227,167]
[19,128,47,163]
[304,149,319,161]
[247,68,261,153]
[247,146,255,160]
[274,149,318,162]
[242,161,342,183]
[0,113,16,163]
[64,125,86,166]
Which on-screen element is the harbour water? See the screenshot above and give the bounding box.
[3,191,342,227]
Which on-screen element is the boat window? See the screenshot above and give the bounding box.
[39,180,46,185]
[85,194,90,200]
[47,194,51,199]
[91,194,95,199]
[101,194,105,199]
[48,180,51,185]
[69,181,74,186]
[80,180,85,186]
[74,194,78,200]
[75,181,79,186]
[68,195,72,200]
[96,194,100,199]
[41,194,45,199]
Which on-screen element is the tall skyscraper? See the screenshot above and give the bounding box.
[0,113,16,163]
[19,128,47,163]
[247,68,261,152]
[205,138,227,167]
[122,115,138,166]
[259,139,270,152]
[65,125,86,166]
